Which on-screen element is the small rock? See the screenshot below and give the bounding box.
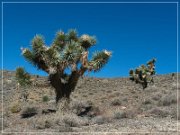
[121,106,127,109]
[48,99,56,103]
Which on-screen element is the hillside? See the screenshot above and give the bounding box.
[0,70,180,135]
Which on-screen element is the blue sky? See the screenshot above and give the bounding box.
[1,1,178,78]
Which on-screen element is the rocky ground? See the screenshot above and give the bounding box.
[0,70,180,135]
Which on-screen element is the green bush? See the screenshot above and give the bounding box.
[15,67,32,86]
[10,103,21,113]
[42,95,49,102]
[21,107,38,118]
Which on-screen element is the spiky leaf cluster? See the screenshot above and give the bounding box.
[89,50,112,72]
[15,67,32,86]
[129,58,156,89]
[79,34,96,49]
[21,29,111,80]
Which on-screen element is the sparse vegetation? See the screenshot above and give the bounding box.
[62,114,81,127]
[2,70,179,132]
[69,100,100,117]
[35,117,54,129]
[35,118,46,129]
[58,113,89,127]
[148,107,170,118]
[171,106,180,120]
[158,93,177,106]
[125,110,137,119]
[129,58,156,89]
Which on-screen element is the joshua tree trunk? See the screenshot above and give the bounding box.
[49,71,80,103]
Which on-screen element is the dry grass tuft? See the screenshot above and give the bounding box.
[10,102,21,113]
[158,93,177,106]
[21,107,38,118]
[111,98,122,106]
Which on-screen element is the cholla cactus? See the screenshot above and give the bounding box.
[21,29,112,103]
[129,58,156,89]
[15,67,32,86]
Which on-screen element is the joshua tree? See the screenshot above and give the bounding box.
[129,58,156,89]
[15,67,32,86]
[15,67,32,101]
[21,29,112,103]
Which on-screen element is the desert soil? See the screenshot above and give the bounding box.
[0,70,180,135]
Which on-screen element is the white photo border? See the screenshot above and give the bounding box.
[1,1,179,134]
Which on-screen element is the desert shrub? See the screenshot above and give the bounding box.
[42,108,56,114]
[63,116,80,127]
[70,100,90,112]
[35,118,54,129]
[91,106,101,116]
[4,110,11,118]
[10,103,21,113]
[70,100,99,117]
[59,126,73,132]
[125,111,135,118]
[2,119,9,129]
[35,113,61,129]
[37,113,70,130]
[129,58,156,89]
[142,99,152,105]
[171,106,180,120]
[21,107,38,118]
[92,116,107,125]
[148,107,170,117]
[42,95,49,102]
[114,111,126,119]
[89,92,94,95]
[44,119,53,128]
[172,73,175,80]
[106,90,112,93]
[158,94,177,106]
[122,97,128,102]
[15,67,32,86]
[142,104,154,111]
[111,98,121,106]
[82,94,88,97]
[152,93,162,101]
[57,114,88,127]
[35,118,46,129]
